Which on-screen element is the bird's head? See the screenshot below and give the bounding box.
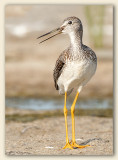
[37,16,83,44]
[61,16,83,34]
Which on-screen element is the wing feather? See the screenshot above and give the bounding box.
[53,50,68,90]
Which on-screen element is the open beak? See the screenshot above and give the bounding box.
[37,27,64,44]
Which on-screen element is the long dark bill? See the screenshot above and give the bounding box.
[37,27,61,44]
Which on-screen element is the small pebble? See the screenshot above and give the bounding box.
[45,146,54,149]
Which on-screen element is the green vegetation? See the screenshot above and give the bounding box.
[85,6,105,48]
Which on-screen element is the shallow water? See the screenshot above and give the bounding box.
[6,97,113,111]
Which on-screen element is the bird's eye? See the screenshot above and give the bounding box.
[68,21,72,24]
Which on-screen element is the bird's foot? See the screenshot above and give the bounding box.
[71,142,90,149]
[63,142,73,149]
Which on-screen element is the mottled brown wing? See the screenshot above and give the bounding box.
[53,51,67,90]
[83,45,97,62]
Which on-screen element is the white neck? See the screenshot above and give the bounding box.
[69,31,83,53]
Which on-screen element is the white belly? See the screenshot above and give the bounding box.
[57,60,97,94]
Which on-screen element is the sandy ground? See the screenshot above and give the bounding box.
[5,115,113,156]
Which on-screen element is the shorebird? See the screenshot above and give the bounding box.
[37,16,97,149]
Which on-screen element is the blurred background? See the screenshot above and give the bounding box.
[5,5,113,119]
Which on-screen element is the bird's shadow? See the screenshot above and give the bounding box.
[79,137,102,146]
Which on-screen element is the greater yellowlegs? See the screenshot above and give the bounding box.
[37,16,97,149]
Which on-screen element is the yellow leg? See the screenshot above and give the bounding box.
[63,92,73,149]
[71,91,90,149]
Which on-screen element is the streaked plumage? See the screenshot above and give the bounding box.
[53,17,97,95]
[38,16,97,149]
